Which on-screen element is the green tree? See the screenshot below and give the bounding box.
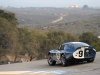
[79,32,99,45]
[91,42,100,52]
[18,28,39,61]
[30,29,47,59]
[0,10,20,63]
[83,5,89,9]
[0,9,18,26]
[0,18,20,62]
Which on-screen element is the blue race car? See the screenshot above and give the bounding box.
[47,42,96,66]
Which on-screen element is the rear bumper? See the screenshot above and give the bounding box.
[65,54,96,62]
[75,57,95,62]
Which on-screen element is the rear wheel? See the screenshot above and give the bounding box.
[47,55,56,66]
[61,55,70,66]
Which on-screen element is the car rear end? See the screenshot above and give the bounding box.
[73,46,96,62]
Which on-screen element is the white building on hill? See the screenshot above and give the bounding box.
[69,5,79,8]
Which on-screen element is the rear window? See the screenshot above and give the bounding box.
[73,43,89,49]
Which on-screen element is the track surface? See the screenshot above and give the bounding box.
[0,52,100,75]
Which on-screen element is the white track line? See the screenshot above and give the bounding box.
[0,70,75,74]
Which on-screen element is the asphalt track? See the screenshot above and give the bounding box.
[0,52,100,75]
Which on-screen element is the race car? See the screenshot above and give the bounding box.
[47,42,96,66]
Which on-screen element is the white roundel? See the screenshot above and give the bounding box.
[56,51,60,60]
[73,47,85,59]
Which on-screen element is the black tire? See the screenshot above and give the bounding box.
[61,55,70,66]
[47,55,56,66]
[87,58,94,63]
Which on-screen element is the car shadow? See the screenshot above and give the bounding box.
[55,61,89,67]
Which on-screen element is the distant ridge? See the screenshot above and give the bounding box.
[41,16,100,35]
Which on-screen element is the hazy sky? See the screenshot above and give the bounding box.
[0,0,99,7]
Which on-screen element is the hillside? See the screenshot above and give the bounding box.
[2,7,100,35]
[2,7,100,26]
[40,16,100,35]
